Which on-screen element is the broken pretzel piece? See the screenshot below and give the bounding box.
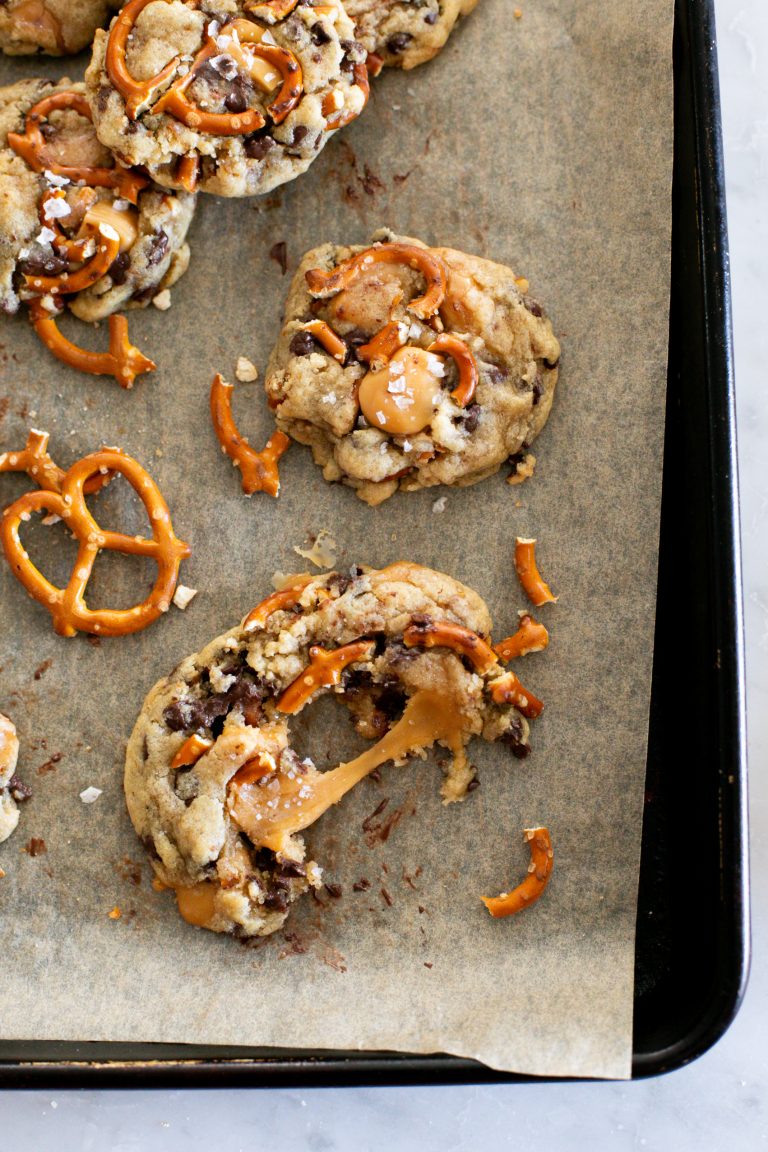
[494,614,549,662]
[427,333,478,408]
[481,827,554,919]
[29,300,155,389]
[488,670,543,718]
[306,243,447,319]
[277,639,376,714]
[514,537,558,606]
[299,320,348,362]
[403,617,498,674]
[241,577,313,632]
[171,734,214,770]
[210,374,291,497]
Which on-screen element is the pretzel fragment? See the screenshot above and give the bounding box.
[244,0,301,20]
[277,639,376,714]
[427,334,478,408]
[514,538,557,606]
[299,320,348,362]
[106,0,183,120]
[25,222,120,297]
[481,828,553,918]
[0,429,112,496]
[403,618,499,674]
[306,243,447,320]
[39,188,97,264]
[323,61,370,130]
[7,90,148,202]
[171,734,214,770]
[1,448,191,638]
[176,155,200,192]
[366,52,384,78]
[241,576,313,632]
[494,614,549,662]
[357,319,407,367]
[30,300,156,389]
[488,670,543,718]
[210,374,291,497]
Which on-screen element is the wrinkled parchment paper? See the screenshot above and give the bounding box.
[0,0,673,1079]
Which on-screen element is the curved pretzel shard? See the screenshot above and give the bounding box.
[277,639,376,714]
[7,90,148,202]
[241,576,313,632]
[210,374,290,497]
[306,243,447,320]
[171,734,214,770]
[175,155,200,192]
[0,429,112,496]
[427,333,478,408]
[30,300,156,389]
[402,618,499,674]
[357,319,407,368]
[323,60,370,130]
[494,614,549,662]
[487,670,543,718]
[0,449,191,638]
[481,827,554,919]
[106,0,183,120]
[514,537,558,606]
[300,320,348,362]
[25,221,120,297]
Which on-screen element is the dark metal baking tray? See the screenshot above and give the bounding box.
[0,0,747,1086]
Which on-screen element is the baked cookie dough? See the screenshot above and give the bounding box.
[0,78,196,320]
[126,562,537,937]
[347,0,479,69]
[0,714,22,844]
[0,0,120,57]
[265,229,561,505]
[85,0,370,197]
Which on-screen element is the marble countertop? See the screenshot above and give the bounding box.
[1,1,766,1146]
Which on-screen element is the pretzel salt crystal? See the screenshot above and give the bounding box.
[300,320,348,362]
[171,734,214,770]
[276,639,377,714]
[514,537,558,606]
[0,429,112,496]
[322,61,370,130]
[306,243,447,320]
[488,670,543,718]
[106,0,184,120]
[0,449,190,638]
[241,577,313,632]
[25,222,120,297]
[210,374,290,497]
[7,90,148,203]
[494,614,549,661]
[427,334,478,408]
[481,827,554,918]
[402,618,499,674]
[30,300,155,388]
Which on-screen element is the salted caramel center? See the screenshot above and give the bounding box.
[175,881,217,928]
[84,201,139,252]
[358,346,444,436]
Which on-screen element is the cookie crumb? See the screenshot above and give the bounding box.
[293,529,338,569]
[108,906,121,920]
[431,496,447,514]
[173,584,198,611]
[514,7,523,17]
[235,357,259,383]
[508,452,536,486]
[79,787,102,804]
[152,289,172,311]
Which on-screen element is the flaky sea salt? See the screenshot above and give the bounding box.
[235,356,258,382]
[432,496,447,514]
[79,787,102,804]
[173,584,198,610]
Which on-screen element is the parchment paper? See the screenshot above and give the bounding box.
[0,0,674,1080]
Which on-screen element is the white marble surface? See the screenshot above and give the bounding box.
[1,1,766,1145]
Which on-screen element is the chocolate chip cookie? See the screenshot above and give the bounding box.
[347,0,479,70]
[265,229,561,505]
[0,713,21,844]
[125,562,538,937]
[0,0,120,57]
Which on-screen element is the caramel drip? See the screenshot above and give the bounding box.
[228,689,467,853]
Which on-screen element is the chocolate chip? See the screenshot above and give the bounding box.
[462,403,481,433]
[310,22,330,44]
[501,718,531,759]
[532,376,545,406]
[467,776,481,792]
[8,776,32,802]
[262,891,289,912]
[291,123,309,146]
[225,84,249,114]
[289,330,316,356]
[275,858,306,879]
[424,11,438,24]
[108,251,131,286]
[244,133,274,160]
[523,296,543,317]
[386,32,412,54]
[19,252,68,278]
[325,882,343,898]
[352,878,370,892]
[146,231,168,267]
[485,364,508,384]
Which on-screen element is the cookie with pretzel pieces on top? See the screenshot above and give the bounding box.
[0,0,120,57]
[346,0,479,71]
[85,0,370,197]
[265,229,561,505]
[125,562,540,937]
[0,78,196,321]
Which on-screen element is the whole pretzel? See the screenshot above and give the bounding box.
[210,374,290,497]
[0,449,190,638]
[29,299,155,389]
[7,90,148,203]
[306,243,447,320]
[481,827,554,919]
[0,428,112,496]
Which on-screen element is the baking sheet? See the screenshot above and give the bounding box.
[0,0,674,1080]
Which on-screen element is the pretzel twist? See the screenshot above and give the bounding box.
[106,0,184,120]
[210,374,290,497]
[427,334,478,408]
[7,90,148,203]
[481,828,554,918]
[0,429,112,496]
[276,640,377,714]
[403,618,499,674]
[30,300,155,388]
[306,244,447,320]
[0,449,191,638]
